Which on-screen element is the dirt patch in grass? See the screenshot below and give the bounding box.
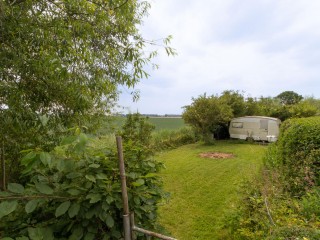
[199,152,235,159]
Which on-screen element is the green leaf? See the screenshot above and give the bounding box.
[20,149,34,153]
[28,227,54,240]
[21,152,37,166]
[106,196,113,204]
[67,188,81,196]
[85,175,96,183]
[134,196,141,205]
[147,162,155,168]
[79,133,88,145]
[25,199,40,214]
[61,136,77,145]
[35,183,54,195]
[86,193,101,203]
[28,227,42,240]
[84,232,95,240]
[8,183,25,194]
[0,201,18,219]
[132,178,145,187]
[88,163,100,168]
[111,229,121,239]
[66,172,82,179]
[1,237,14,240]
[68,203,80,218]
[39,152,51,166]
[69,227,83,240]
[96,173,109,180]
[106,214,114,228]
[74,142,86,153]
[143,173,157,178]
[55,201,71,217]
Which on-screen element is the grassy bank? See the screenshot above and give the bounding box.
[157,141,267,239]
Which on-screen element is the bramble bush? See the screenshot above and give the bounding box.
[0,114,166,239]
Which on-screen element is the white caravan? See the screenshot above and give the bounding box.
[229,116,281,142]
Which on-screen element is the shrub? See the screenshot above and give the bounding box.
[225,117,320,239]
[268,116,320,194]
[151,127,198,151]
[266,226,320,240]
[0,115,166,239]
[300,188,320,222]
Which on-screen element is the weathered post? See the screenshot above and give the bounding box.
[116,136,132,240]
[116,136,177,240]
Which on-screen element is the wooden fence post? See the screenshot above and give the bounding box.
[116,136,132,240]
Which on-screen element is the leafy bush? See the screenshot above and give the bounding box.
[224,117,320,239]
[268,117,320,194]
[0,115,166,239]
[266,226,320,240]
[224,171,320,240]
[151,127,198,151]
[300,188,320,222]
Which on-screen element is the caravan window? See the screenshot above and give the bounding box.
[232,122,243,128]
[260,119,268,130]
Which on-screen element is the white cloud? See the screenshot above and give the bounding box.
[119,0,320,114]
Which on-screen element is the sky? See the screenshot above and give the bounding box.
[118,0,320,115]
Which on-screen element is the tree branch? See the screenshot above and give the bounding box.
[86,0,129,12]
[113,0,129,10]
[8,0,27,6]
[264,197,276,226]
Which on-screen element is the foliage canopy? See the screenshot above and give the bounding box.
[182,94,233,142]
[276,91,303,105]
[0,0,174,180]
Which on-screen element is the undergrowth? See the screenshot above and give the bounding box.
[224,117,320,239]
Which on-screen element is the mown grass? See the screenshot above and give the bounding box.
[156,140,267,240]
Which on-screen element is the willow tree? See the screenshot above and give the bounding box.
[0,0,174,180]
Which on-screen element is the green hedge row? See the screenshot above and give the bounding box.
[226,117,320,239]
[267,116,320,194]
[151,127,198,151]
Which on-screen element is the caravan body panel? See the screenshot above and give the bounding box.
[229,116,281,142]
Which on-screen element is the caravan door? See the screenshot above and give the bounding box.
[267,120,280,142]
[259,119,268,141]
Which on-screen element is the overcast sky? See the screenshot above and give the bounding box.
[118,0,320,115]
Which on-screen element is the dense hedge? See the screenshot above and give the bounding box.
[151,127,198,151]
[226,117,320,239]
[268,116,320,194]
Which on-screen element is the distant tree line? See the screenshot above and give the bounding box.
[182,90,320,142]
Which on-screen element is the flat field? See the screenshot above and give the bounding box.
[109,116,185,131]
[148,117,185,130]
[156,141,267,239]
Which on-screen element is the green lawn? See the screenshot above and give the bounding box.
[156,141,267,239]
